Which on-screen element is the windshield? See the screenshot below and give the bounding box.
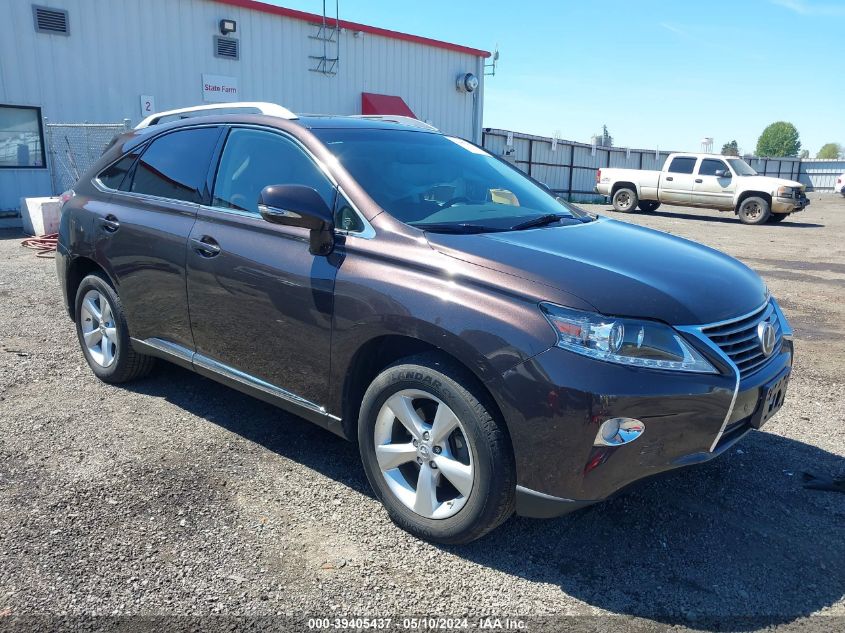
[313,128,582,232]
[727,158,757,176]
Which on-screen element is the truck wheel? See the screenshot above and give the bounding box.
[767,213,789,223]
[612,188,638,213]
[358,353,516,544]
[737,197,771,225]
[638,201,661,212]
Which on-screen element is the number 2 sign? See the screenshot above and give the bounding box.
[140,95,156,116]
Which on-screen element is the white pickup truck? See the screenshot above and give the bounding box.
[595,153,809,224]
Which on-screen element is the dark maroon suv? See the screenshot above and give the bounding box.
[56,103,794,544]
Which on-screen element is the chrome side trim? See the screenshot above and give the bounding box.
[137,338,340,421]
[676,326,740,453]
[136,337,194,363]
[193,353,329,416]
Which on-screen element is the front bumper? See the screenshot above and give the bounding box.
[496,330,794,518]
[772,193,809,214]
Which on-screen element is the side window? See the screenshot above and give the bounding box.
[335,194,365,232]
[699,159,728,176]
[98,151,140,191]
[667,157,696,174]
[128,127,221,203]
[212,128,336,215]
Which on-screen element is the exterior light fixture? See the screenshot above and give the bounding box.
[456,72,479,93]
[219,19,237,35]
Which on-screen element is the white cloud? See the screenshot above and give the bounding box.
[659,22,687,36]
[770,0,845,16]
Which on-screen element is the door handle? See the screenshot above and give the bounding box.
[695,178,703,183]
[98,215,120,233]
[190,236,221,258]
[665,176,674,181]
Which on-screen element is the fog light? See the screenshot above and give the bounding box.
[594,418,645,447]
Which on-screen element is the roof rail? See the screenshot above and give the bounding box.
[135,102,298,129]
[350,115,439,132]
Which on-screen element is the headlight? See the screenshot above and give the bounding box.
[777,186,795,197]
[540,303,716,373]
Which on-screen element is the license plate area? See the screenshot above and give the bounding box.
[751,369,790,429]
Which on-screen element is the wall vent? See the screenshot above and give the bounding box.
[33,5,69,35]
[214,36,239,60]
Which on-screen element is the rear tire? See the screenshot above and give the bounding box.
[767,213,789,223]
[637,200,661,212]
[358,353,515,544]
[74,273,155,383]
[737,196,771,225]
[612,187,638,213]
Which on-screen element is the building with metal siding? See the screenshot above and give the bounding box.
[0,0,488,212]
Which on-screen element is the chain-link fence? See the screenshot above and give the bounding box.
[45,120,132,194]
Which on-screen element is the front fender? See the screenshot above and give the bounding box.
[327,233,559,417]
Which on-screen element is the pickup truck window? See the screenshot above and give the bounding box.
[699,159,729,176]
[668,157,696,174]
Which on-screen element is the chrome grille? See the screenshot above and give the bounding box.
[701,301,781,379]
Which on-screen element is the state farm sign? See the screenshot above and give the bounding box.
[202,74,239,103]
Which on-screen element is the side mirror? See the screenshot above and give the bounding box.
[715,169,731,178]
[258,185,335,256]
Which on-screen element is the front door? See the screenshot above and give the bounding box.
[691,157,736,209]
[186,127,340,409]
[659,155,697,205]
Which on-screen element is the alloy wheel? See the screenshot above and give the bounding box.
[374,389,475,519]
[79,289,118,368]
[616,192,631,210]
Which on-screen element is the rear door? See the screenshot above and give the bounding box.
[186,126,339,409]
[691,158,736,208]
[94,126,223,351]
[658,156,697,205]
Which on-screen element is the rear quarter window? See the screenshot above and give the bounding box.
[97,152,140,190]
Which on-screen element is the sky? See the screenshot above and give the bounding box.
[268,0,844,155]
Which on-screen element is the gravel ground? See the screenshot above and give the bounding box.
[0,194,843,631]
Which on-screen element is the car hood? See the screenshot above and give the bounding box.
[742,175,803,191]
[424,217,767,325]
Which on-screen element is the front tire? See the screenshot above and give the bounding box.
[737,196,771,225]
[638,200,661,212]
[358,354,515,544]
[74,273,155,383]
[612,187,638,213]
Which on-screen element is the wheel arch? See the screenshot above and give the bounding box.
[611,181,639,197]
[337,332,509,445]
[735,190,772,212]
[64,256,115,320]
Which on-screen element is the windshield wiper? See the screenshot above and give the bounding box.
[417,223,507,234]
[509,213,591,231]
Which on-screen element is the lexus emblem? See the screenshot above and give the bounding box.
[757,321,776,357]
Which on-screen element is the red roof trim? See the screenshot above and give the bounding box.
[211,0,491,58]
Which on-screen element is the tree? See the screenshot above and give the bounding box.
[817,143,843,159]
[799,150,810,159]
[721,140,739,156]
[755,121,801,157]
